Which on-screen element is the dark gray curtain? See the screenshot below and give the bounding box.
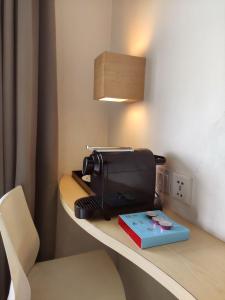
[35,0,58,261]
[0,0,58,299]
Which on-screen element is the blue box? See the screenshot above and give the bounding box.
[118,210,190,249]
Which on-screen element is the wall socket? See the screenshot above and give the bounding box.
[156,167,170,194]
[172,172,192,205]
[156,167,192,205]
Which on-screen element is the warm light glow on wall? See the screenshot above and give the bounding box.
[118,103,150,147]
[119,2,155,57]
[127,25,153,56]
[123,103,148,126]
[108,1,155,147]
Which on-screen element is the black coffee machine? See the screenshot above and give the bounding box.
[74,147,165,219]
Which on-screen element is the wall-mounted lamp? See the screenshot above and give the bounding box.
[94,51,146,103]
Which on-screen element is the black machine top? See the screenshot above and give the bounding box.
[83,148,165,176]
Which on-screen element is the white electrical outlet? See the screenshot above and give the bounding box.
[156,167,170,194]
[172,172,192,205]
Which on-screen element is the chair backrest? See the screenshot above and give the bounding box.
[0,186,40,300]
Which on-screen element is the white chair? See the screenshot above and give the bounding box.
[0,186,126,300]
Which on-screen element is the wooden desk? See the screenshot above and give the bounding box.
[59,175,225,300]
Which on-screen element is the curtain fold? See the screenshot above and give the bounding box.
[35,0,58,261]
[0,1,17,298]
[0,0,58,298]
[15,0,39,215]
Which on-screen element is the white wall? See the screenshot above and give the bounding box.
[55,0,112,257]
[109,2,225,299]
[56,0,111,176]
[109,0,225,241]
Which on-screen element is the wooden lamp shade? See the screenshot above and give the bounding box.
[94,51,146,103]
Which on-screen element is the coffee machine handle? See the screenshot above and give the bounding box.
[83,156,94,175]
[154,155,166,165]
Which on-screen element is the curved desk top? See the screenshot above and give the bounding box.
[59,175,225,300]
